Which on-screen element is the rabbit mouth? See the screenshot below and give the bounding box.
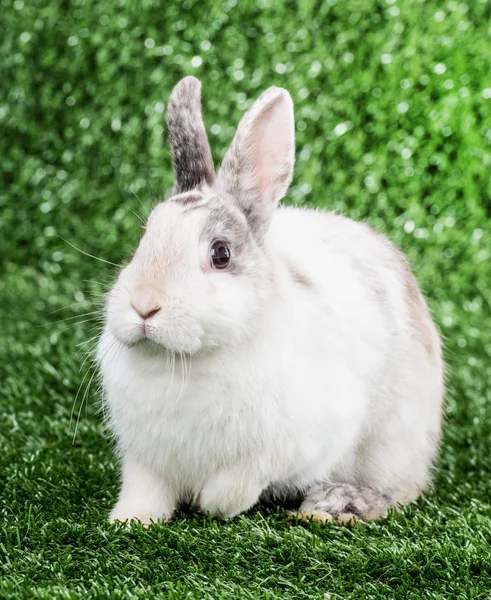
[119,325,204,356]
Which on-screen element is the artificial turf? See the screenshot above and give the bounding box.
[1,0,491,597]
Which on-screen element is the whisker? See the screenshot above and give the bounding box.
[76,331,106,350]
[72,366,98,444]
[41,318,102,342]
[143,174,162,209]
[170,351,176,394]
[56,235,123,268]
[96,337,124,424]
[75,322,105,344]
[81,279,113,288]
[156,350,194,427]
[178,351,186,403]
[71,335,120,442]
[130,210,145,226]
[38,311,100,328]
[182,352,192,401]
[126,184,151,218]
[78,342,98,374]
[43,301,96,317]
[70,366,93,432]
[187,352,193,388]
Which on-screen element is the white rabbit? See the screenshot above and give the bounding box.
[98,76,444,525]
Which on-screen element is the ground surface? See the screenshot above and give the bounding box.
[1,0,491,598]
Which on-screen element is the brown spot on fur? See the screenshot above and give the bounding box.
[384,243,441,363]
[404,268,441,361]
[284,257,314,289]
[361,223,441,363]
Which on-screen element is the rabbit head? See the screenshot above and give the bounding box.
[105,77,295,354]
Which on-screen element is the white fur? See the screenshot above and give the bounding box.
[98,82,443,523]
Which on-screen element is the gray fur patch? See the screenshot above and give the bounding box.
[201,205,252,275]
[170,192,203,206]
[167,77,215,194]
[298,482,391,522]
[182,203,209,214]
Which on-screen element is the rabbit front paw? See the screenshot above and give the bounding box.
[197,471,263,518]
[109,458,175,526]
[109,498,172,526]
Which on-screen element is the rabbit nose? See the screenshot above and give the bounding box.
[131,286,162,320]
[133,306,160,320]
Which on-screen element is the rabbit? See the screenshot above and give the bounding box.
[98,76,444,526]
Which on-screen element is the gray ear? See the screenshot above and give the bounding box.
[167,77,215,194]
[216,86,295,241]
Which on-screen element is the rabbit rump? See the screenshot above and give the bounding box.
[98,77,444,525]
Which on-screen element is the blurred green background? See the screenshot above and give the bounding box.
[1,0,491,598]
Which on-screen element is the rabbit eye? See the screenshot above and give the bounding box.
[210,240,231,269]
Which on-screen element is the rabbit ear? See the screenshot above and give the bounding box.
[216,87,295,241]
[167,77,215,194]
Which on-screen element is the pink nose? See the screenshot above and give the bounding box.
[131,285,161,321]
[132,306,161,320]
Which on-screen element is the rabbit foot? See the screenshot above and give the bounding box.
[296,482,391,524]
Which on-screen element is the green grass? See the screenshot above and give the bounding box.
[1,0,491,597]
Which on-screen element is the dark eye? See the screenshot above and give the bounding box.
[210,240,231,270]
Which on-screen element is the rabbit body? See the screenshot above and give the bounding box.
[99,78,443,524]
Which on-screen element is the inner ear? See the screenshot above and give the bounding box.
[246,94,294,205]
[167,77,215,194]
[215,87,295,241]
